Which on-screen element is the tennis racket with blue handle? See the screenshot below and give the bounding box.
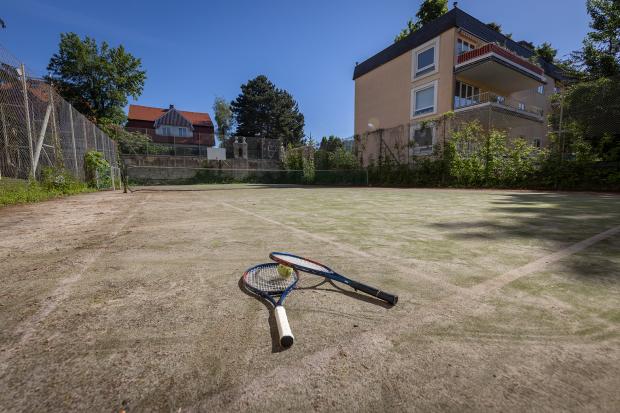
[269,252,398,305]
[243,263,299,347]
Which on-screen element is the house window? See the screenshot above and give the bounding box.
[178,127,186,137]
[163,126,171,136]
[533,138,541,148]
[537,85,544,94]
[410,124,435,155]
[518,102,526,110]
[412,81,437,117]
[414,38,439,78]
[454,80,480,108]
[456,38,475,55]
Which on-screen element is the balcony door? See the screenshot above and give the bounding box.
[454,80,480,109]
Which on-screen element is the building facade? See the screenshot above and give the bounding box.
[353,6,564,164]
[126,104,215,155]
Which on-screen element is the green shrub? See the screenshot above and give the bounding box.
[84,150,111,188]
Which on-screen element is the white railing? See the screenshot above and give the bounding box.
[454,92,543,117]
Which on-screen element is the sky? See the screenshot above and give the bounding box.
[1,0,590,139]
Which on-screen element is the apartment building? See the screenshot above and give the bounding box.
[353,5,564,162]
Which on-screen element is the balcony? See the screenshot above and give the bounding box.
[455,43,546,94]
[454,92,544,122]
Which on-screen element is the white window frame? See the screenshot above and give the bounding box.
[163,126,171,136]
[532,138,542,148]
[456,38,475,55]
[412,37,440,80]
[536,85,544,94]
[178,127,187,137]
[518,102,526,111]
[411,80,438,119]
[410,122,436,155]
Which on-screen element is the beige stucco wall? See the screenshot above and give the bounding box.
[354,51,412,135]
[354,28,457,136]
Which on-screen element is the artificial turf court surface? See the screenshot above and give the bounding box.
[1,185,619,411]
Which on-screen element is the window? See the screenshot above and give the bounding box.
[537,85,544,94]
[178,127,186,137]
[456,38,475,55]
[413,38,439,78]
[553,86,560,94]
[454,80,480,108]
[412,81,437,117]
[518,102,526,111]
[163,126,171,136]
[533,138,541,148]
[410,124,435,155]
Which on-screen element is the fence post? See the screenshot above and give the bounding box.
[110,166,115,191]
[48,85,61,167]
[92,124,98,151]
[19,64,34,176]
[68,106,78,175]
[82,117,88,151]
[1,104,10,169]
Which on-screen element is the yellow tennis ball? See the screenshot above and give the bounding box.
[277,264,293,278]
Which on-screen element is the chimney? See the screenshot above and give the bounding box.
[169,104,174,110]
[453,2,458,8]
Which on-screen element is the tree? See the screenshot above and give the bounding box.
[486,21,512,39]
[319,136,344,152]
[212,97,234,147]
[518,40,535,50]
[231,75,305,146]
[47,33,146,125]
[535,42,558,63]
[570,0,620,78]
[486,22,502,32]
[394,0,448,42]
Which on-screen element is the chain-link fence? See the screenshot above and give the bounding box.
[0,44,118,183]
[354,104,551,167]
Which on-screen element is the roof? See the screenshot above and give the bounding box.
[127,104,213,127]
[153,107,194,130]
[353,7,565,81]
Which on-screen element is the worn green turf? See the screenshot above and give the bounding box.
[1,186,619,411]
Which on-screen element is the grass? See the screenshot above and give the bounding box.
[0,177,93,207]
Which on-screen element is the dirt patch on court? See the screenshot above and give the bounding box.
[1,187,619,412]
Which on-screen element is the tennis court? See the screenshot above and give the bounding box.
[1,185,619,411]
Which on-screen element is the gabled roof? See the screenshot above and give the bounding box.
[153,107,194,130]
[127,104,213,127]
[353,7,565,81]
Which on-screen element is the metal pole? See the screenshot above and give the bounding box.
[558,94,565,162]
[68,106,78,174]
[49,85,61,167]
[92,124,98,151]
[20,64,34,176]
[1,104,10,169]
[82,117,88,151]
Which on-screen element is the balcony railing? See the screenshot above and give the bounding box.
[457,43,544,77]
[454,92,543,118]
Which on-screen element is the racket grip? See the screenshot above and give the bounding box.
[349,281,398,305]
[274,306,294,348]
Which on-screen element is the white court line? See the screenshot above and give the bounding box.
[469,224,620,296]
[225,202,620,301]
[0,194,150,374]
[224,202,468,294]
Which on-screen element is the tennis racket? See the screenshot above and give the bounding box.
[242,263,299,347]
[269,252,398,305]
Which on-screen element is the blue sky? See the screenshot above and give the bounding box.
[2,0,590,139]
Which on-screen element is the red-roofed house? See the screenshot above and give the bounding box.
[126,104,215,155]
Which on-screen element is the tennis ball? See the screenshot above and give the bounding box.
[277,264,293,278]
